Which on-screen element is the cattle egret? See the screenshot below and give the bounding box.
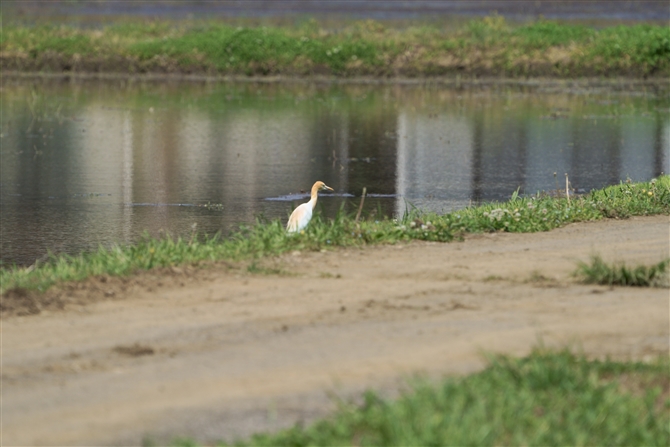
[286,181,334,233]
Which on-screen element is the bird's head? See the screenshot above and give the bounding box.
[313,181,334,192]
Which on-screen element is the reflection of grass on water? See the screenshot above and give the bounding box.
[163,349,669,447]
[1,176,668,294]
[2,16,669,77]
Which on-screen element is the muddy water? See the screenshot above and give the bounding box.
[1,79,668,266]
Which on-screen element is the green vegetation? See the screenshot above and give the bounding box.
[576,256,670,288]
[2,17,669,77]
[163,349,669,447]
[1,177,668,295]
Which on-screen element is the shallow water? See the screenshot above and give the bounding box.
[6,1,668,22]
[1,79,668,266]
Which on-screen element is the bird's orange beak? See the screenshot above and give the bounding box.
[322,185,334,192]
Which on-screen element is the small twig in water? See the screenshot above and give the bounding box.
[355,187,367,224]
[565,173,570,204]
[189,223,198,245]
[554,172,558,194]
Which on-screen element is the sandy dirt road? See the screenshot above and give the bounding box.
[2,215,669,446]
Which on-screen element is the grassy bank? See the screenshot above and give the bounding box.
[2,17,669,78]
[1,177,668,296]
[164,349,669,447]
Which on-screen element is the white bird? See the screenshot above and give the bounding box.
[286,181,334,233]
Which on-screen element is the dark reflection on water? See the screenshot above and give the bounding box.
[1,79,668,266]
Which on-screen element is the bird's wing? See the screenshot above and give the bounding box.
[287,203,312,232]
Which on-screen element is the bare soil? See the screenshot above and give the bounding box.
[2,215,669,446]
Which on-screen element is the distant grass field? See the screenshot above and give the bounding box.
[1,176,668,295]
[2,16,669,77]
[161,349,669,447]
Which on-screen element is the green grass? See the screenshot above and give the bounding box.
[2,17,669,77]
[1,177,668,295]
[585,25,670,75]
[164,349,669,447]
[512,20,595,49]
[575,256,670,288]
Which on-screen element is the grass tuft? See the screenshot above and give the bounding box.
[575,256,670,288]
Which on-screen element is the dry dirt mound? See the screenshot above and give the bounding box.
[3,215,669,446]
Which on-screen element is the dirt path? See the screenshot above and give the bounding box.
[3,215,669,446]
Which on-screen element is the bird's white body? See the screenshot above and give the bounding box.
[287,181,333,233]
[286,202,314,233]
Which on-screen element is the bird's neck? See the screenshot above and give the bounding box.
[309,185,320,209]
[309,192,318,209]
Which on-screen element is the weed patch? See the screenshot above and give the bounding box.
[575,256,670,288]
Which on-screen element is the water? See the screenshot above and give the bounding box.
[6,1,668,22]
[1,79,668,266]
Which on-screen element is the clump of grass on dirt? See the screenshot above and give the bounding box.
[1,176,668,295]
[575,256,670,288]
[164,349,670,447]
[2,17,669,77]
